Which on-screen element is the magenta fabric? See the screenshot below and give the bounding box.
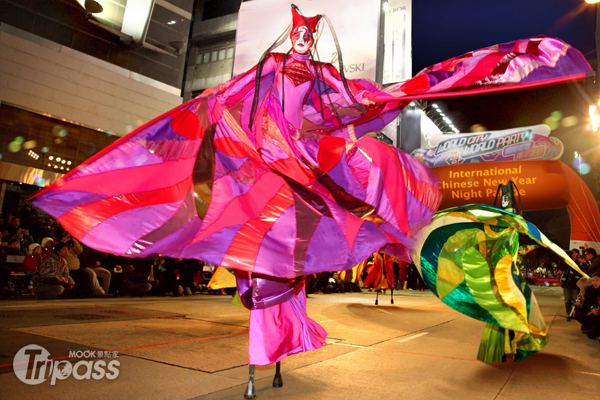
[29,35,592,364]
[247,287,327,365]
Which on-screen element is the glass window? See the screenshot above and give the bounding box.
[226,46,234,59]
[218,48,226,60]
[211,50,218,62]
[203,52,210,63]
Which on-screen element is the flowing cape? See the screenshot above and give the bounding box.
[29,36,591,281]
[29,35,592,365]
[410,205,588,362]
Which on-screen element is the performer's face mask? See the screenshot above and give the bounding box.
[292,26,313,54]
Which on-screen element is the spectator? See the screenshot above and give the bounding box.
[8,229,28,256]
[180,259,202,295]
[35,242,74,299]
[161,258,186,296]
[41,237,55,259]
[65,238,107,297]
[584,248,600,275]
[0,246,14,298]
[6,217,21,238]
[122,261,152,296]
[23,243,42,295]
[579,272,600,339]
[80,249,112,295]
[574,277,593,323]
[5,239,23,257]
[560,250,584,320]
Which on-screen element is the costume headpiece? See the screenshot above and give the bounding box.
[291,5,321,39]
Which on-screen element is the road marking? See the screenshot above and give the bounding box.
[327,342,372,349]
[396,332,429,343]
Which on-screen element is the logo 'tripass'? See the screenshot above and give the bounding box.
[13,344,120,385]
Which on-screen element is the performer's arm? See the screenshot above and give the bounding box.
[318,63,373,106]
[216,54,279,105]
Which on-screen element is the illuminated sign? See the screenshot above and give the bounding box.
[413,124,563,167]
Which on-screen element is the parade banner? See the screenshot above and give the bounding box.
[413,124,600,250]
[433,160,569,210]
[412,125,563,167]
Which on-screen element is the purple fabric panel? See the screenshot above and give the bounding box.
[236,275,296,310]
[215,147,248,174]
[425,70,455,87]
[350,221,390,265]
[254,205,296,277]
[141,139,201,162]
[521,48,594,83]
[326,157,368,202]
[179,225,241,266]
[259,138,292,163]
[131,191,199,256]
[136,217,203,259]
[33,191,107,219]
[135,115,184,142]
[353,109,402,138]
[363,163,401,231]
[81,201,185,255]
[70,141,163,179]
[303,216,352,274]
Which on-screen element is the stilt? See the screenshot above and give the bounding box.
[391,288,394,304]
[375,291,379,305]
[244,364,256,399]
[272,361,283,387]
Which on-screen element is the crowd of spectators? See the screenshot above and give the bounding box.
[0,205,431,301]
[0,205,226,299]
[558,248,600,343]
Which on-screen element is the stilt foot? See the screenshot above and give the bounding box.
[272,373,283,387]
[272,361,283,387]
[244,365,256,399]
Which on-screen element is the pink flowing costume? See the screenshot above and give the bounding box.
[30,34,592,364]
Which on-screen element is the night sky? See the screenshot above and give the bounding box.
[412,0,596,74]
[410,0,598,150]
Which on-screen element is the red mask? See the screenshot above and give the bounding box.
[290,7,321,54]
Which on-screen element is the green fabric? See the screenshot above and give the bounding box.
[478,323,507,363]
[412,205,567,363]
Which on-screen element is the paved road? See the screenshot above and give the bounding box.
[0,287,598,399]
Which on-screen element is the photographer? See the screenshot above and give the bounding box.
[583,248,600,275]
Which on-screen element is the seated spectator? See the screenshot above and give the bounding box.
[80,249,112,295]
[574,277,593,323]
[6,217,21,238]
[35,242,74,299]
[8,229,28,256]
[180,259,202,295]
[579,272,600,339]
[122,262,152,297]
[5,239,23,257]
[161,258,186,296]
[0,246,14,298]
[1,229,9,247]
[64,237,107,297]
[305,273,319,295]
[41,237,55,259]
[23,243,42,295]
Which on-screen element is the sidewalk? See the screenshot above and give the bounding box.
[0,287,598,399]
